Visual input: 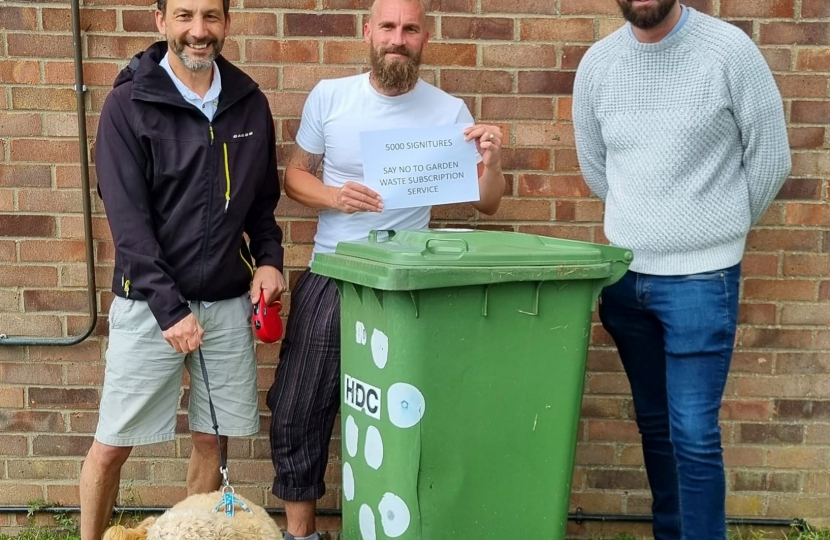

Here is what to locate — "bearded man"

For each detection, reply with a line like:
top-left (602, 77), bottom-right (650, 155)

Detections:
top-left (265, 0), bottom-right (505, 538)
top-left (79, 0), bottom-right (286, 538)
top-left (573, 1), bottom-right (791, 539)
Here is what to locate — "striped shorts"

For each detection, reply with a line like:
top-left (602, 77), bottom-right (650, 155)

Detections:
top-left (267, 269), bottom-right (341, 501)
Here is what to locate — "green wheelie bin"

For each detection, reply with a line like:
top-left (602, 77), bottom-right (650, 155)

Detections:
top-left (311, 228), bottom-right (633, 540)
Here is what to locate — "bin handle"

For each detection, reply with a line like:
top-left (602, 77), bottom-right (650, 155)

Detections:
top-left (368, 230), bottom-right (397, 243)
top-left (424, 238), bottom-right (469, 256)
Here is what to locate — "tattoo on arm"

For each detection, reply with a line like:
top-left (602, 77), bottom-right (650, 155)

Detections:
top-left (288, 146), bottom-right (323, 176)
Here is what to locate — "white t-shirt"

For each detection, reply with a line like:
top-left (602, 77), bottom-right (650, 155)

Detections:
top-left (295, 73), bottom-right (478, 258)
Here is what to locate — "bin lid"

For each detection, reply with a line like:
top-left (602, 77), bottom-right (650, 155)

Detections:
top-left (312, 229), bottom-right (633, 291)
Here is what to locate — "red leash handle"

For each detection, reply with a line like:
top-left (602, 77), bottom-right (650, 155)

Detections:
top-left (252, 291), bottom-right (283, 343)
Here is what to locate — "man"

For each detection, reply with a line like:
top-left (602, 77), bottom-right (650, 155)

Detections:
top-left (573, 1), bottom-right (791, 539)
top-left (266, 0), bottom-right (505, 537)
top-left (80, 0), bottom-right (285, 538)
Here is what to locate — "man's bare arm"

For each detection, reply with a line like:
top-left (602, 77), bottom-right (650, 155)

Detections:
top-left (284, 145), bottom-right (383, 213)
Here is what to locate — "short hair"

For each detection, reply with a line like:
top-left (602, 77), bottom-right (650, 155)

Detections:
top-left (158, 0), bottom-right (230, 16)
top-left (369, 0), bottom-right (430, 21)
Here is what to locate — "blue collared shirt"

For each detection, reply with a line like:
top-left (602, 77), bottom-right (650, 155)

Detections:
top-left (160, 52), bottom-right (222, 121)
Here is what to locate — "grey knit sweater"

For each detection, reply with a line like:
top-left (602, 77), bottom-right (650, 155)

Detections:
top-left (573, 7), bottom-right (791, 276)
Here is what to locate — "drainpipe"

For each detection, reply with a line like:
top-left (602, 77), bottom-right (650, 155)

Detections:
top-left (0, 0), bottom-right (97, 347)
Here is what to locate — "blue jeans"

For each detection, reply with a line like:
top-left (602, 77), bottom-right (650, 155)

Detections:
top-left (598, 264), bottom-right (741, 540)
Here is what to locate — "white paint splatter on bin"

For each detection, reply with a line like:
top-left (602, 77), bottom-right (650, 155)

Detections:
top-left (355, 321), bottom-right (367, 345)
top-left (345, 415), bottom-right (359, 458)
top-left (387, 383), bottom-right (426, 428)
top-left (379, 492), bottom-right (411, 537)
top-left (359, 504), bottom-right (376, 540)
top-left (371, 329), bottom-right (388, 369)
top-left (365, 425), bottom-right (384, 470)
top-left (343, 462), bottom-right (355, 501)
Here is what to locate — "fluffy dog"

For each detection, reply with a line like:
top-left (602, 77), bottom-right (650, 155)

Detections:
top-left (102, 491), bottom-right (284, 540)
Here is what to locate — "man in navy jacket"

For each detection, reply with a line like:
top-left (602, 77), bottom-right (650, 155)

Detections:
top-left (79, 0), bottom-right (284, 537)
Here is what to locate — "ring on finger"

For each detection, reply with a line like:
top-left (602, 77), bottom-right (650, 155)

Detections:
top-left (489, 133), bottom-right (495, 141)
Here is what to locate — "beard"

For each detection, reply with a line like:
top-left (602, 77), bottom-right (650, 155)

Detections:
top-left (616, 0), bottom-right (677, 29)
top-left (369, 43), bottom-right (422, 94)
top-left (168, 35), bottom-right (224, 71)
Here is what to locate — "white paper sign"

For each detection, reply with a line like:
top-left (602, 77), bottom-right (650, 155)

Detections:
top-left (359, 124), bottom-right (480, 210)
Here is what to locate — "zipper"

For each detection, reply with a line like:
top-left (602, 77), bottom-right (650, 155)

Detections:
top-left (223, 143), bottom-right (231, 213)
top-left (122, 275), bottom-right (131, 298)
top-left (198, 124), bottom-right (217, 297)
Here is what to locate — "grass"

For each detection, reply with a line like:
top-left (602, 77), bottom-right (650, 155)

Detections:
top-left (594, 526), bottom-right (830, 540)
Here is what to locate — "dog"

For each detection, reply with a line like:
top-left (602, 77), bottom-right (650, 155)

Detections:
top-left (102, 490), bottom-right (284, 540)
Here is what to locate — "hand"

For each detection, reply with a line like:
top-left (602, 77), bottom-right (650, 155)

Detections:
top-left (464, 124), bottom-right (503, 170)
top-left (162, 313), bottom-right (204, 354)
top-left (251, 265), bottom-right (286, 306)
top-left (331, 181), bottom-right (384, 214)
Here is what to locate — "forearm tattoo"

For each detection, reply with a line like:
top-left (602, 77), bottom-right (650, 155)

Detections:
top-left (289, 146), bottom-right (323, 176)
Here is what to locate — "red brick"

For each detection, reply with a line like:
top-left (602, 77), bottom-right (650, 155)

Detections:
top-left (784, 254), bottom-right (830, 276)
top-left (0, 411), bottom-right (63, 433)
top-left (422, 43), bottom-right (477, 67)
top-left (121, 9), bottom-right (158, 32)
top-left (741, 328), bottom-right (815, 349)
top-left (285, 13), bottom-right (356, 37)
top-left (791, 101), bottom-right (830, 124)
top-left (587, 469), bottom-right (648, 490)
top-left (739, 423), bottom-right (804, 444)
top-left (0, 240), bottom-right (17, 262)
top-left (32, 435), bottom-right (95, 456)
top-left (760, 23), bottom-right (830, 45)
top-left (11, 88), bottom-right (77, 112)
top-left (746, 229), bottom-right (820, 251)
top-left (774, 74), bottom-right (828, 97)
top-left (10, 139), bottom-right (81, 163)
top-left (0, 265), bottom-right (59, 288)
top-left (744, 279), bottom-right (816, 300)
top-left (0, 363), bottom-right (58, 385)
top-left (0, 113), bottom-right (40, 137)
top-left (791, 152), bottom-right (830, 176)
top-left (562, 46), bottom-right (590, 70)
top-left (738, 303), bottom-right (777, 325)
top-left (803, 0), bottom-right (830, 18)
top-left (87, 36), bottom-right (157, 59)
top-left (228, 11), bottom-right (279, 35)
top-left (483, 45), bottom-right (558, 68)
top-left (586, 420), bottom-right (641, 442)
top-left (775, 178), bottom-right (823, 200)
top-left (487, 198), bottom-right (551, 221)
top-left (0, 6), bottom-right (38, 30)
top-left (767, 447), bottom-right (830, 469)
top-left (24, 290), bottom-right (90, 313)
top-left (777, 353), bottom-right (830, 374)
top-left (788, 127), bottom-right (826, 148)
top-left (481, 97), bottom-right (553, 120)
top-left (482, 0), bottom-right (556, 14)
top-left (0, 60), bottom-right (40, 84)
top-left (247, 39), bottom-right (320, 63)
top-left (42, 8), bottom-right (117, 31)
top-left (518, 174), bottom-right (591, 197)
top-left (721, 0), bottom-right (795, 18)
top-left (7, 34), bottom-right (74, 58)
top-left (20, 240), bottom-right (88, 262)
top-left (797, 49), bottom-right (830, 71)
top-left (44, 61), bottom-right (121, 86)
top-left (501, 148), bottom-right (550, 171)
top-left (721, 400), bottom-right (772, 420)
top-left (246, 0), bottom-right (316, 6)
top-left (29, 387), bottom-right (99, 409)
top-left (515, 123), bottom-right (575, 146)
top-left (518, 71), bottom-right (576, 95)
top-left (0, 215), bottom-right (56, 237)
top-left (440, 69), bottom-right (513, 94)
top-left (520, 18), bottom-right (594, 42)
top-left (442, 17), bottom-right (514, 40)
top-left (0, 387), bottom-right (25, 408)
top-left (761, 48), bottom-right (793, 71)
top-left (0, 314), bottom-right (62, 337)
top-left (0, 485), bottom-right (44, 505)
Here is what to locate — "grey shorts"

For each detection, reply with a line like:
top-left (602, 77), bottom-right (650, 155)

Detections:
top-left (95, 294), bottom-right (259, 447)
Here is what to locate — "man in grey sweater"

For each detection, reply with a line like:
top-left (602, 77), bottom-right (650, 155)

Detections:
top-left (573, 1), bottom-right (791, 539)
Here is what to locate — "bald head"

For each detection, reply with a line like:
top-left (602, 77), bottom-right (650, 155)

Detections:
top-left (369, 0), bottom-right (428, 25)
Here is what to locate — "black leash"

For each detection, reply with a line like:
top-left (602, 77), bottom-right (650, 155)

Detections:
top-left (197, 348), bottom-right (252, 517)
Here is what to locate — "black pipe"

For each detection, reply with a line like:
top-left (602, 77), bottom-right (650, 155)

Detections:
top-left (0, 505), bottom-right (807, 530)
top-left (0, 0), bottom-right (97, 347)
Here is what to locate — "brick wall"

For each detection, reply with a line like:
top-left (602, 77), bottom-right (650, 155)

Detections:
top-left (0, 0), bottom-right (828, 537)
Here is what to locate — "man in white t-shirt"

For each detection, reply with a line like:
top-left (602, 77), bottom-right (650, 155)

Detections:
top-left (266, 0), bottom-right (505, 537)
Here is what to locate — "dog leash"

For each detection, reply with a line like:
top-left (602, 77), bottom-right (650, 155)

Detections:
top-left (197, 348), bottom-right (254, 518)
